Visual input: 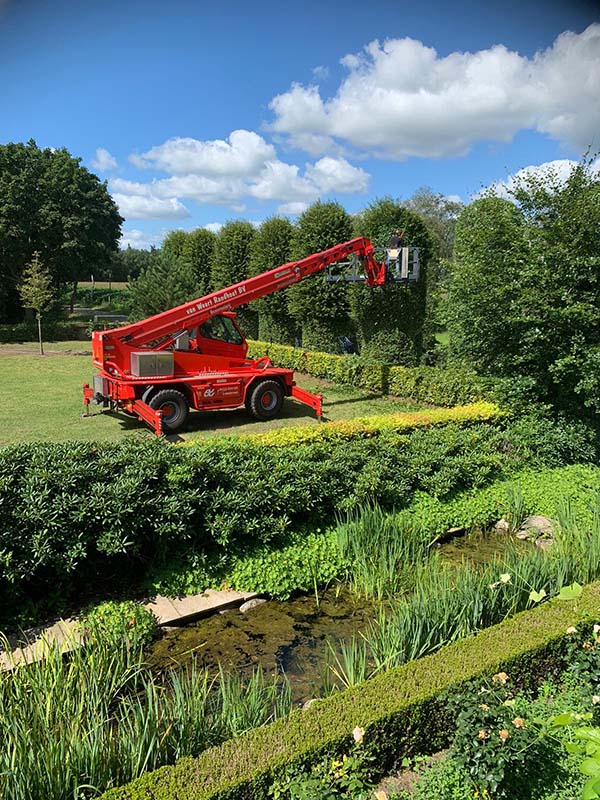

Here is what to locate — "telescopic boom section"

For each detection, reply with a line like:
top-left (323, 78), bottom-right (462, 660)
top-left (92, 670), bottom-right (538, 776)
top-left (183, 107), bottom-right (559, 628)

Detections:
top-left (107, 237), bottom-right (384, 350)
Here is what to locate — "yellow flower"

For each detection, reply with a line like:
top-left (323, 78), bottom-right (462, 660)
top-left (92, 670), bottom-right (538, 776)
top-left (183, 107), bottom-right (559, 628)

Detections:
top-left (500, 573), bottom-right (512, 584)
top-left (478, 729), bottom-right (489, 740)
top-left (353, 725), bottom-right (365, 743)
top-left (492, 672), bottom-right (509, 684)
top-left (593, 696), bottom-right (600, 705)
top-left (593, 624), bottom-right (600, 634)
top-left (479, 704), bottom-right (490, 711)
top-left (503, 699), bottom-right (516, 707)
top-left (499, 729), bottom-right (510, 742)
top-left (512, 717), bottom-right (525, 728)
top-left (374, 792), bottom-right (389, 800)
top-left (566, 626), bottom-right (577, 634)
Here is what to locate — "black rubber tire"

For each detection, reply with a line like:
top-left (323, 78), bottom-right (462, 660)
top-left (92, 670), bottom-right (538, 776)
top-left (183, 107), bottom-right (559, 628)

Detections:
top-left (248, 380), bottom-right (284, 421)
top-left (148, 389), bottom-right (189, 432)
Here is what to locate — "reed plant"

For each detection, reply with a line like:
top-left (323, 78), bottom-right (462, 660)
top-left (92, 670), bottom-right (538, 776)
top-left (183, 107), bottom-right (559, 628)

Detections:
top-left (327, 492), bottom-right (600, 687)
top-left (0, 634), bottom-right (291, 800)
top-left (337, 504), bottom-right (430, 600)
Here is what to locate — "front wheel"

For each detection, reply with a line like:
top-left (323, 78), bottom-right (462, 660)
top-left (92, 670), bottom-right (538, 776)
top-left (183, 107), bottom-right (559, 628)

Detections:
top-left (247, 380), bottom-right (284, 421)
top-left (148, 389), bottom-right (189, 432)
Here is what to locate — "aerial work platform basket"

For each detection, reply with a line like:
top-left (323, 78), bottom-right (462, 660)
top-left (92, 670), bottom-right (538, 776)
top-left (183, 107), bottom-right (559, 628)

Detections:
top-left (325, 246), bottom-right (420, 283)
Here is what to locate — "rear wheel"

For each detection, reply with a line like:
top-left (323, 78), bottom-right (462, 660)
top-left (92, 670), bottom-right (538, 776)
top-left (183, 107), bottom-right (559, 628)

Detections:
top-left (148, 389), bottom-right (189, 432)
top-left (248, 380), bottom-right (284, 421)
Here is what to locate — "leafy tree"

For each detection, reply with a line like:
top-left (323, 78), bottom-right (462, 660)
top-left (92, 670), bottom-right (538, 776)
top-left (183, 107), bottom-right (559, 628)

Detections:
top-left (161, 230), bottom-right (189, 262)
top-left (447, 196), bottom-right (527, 374)
top-left (211, 220), bottom-right (257, 338)
top-left (352, 197), bottom-right (433, 365)
top-left (0, 140), bottom-right (123, 321)
top-left (110, 246), bottom-right (157, 282)
top-left (179, 228), bottom-right (216, 297)
top-left (448, 159), bottom-right (600, 413)
top-left (249, 217), bottom-right (296, 344)
top-left (18, 252), bottom-right (56, 354)
top-left (288, 201), bottom-right (354, 352)
top-left (404, 187), bottom-right (463, 260)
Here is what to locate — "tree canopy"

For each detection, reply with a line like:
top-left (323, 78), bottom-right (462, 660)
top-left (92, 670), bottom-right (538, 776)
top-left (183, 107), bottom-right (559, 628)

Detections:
top-left (288, 201), bottom-right (354, 352)
top-left (0, 140), bottom-right (123, 322)
top-left (448, 160), bottom-right (600, 413)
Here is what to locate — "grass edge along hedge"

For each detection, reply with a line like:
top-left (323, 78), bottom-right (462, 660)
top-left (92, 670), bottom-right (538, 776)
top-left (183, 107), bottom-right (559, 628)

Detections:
top-left (101, 582), bottom-right (600, 800)
top-left (246, 339), bottom-right (488, 406)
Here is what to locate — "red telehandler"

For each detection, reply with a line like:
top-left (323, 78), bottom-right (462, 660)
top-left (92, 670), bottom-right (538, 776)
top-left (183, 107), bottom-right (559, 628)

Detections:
top-left (83, 237), bottom-right (419, 434)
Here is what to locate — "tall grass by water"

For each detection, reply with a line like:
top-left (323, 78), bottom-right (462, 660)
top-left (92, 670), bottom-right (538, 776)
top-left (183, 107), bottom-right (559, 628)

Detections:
top-left (0, 635), bottom-right (291, 800)
top-left (337, 504), bottom-right (430, 600)
top-left (327, 492), bottom-right (600, 686)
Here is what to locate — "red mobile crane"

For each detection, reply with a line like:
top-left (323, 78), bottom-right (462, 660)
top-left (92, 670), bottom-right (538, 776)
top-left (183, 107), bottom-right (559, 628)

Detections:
top-left (83, 237), bottom-right (419, 435)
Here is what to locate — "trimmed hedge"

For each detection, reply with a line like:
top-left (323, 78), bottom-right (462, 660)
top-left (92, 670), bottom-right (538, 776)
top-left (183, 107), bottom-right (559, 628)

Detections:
top-left (0, 412), bottom-right (594, 621)
top-left (0, 321), bottom-right (87, 343)
top-left (246, 339), bottom-right (488, 406)
top-left (184, 401), bottom-right (501, 447)
top-left (100, 582), bottom-right (600, 800)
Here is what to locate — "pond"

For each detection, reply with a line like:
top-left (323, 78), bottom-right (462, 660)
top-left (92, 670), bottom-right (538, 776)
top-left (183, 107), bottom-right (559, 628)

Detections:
top-left (147, 527), bottom-right (531, 704)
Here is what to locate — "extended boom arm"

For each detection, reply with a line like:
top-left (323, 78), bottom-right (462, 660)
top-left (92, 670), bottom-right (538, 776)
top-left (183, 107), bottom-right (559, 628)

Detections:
top-left (105, 237), bottom-right (385, 350)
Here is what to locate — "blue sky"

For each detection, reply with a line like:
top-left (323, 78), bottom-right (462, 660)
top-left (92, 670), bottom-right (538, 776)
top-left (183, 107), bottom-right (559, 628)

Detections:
top-left (1, 0), bottom-right (599, 248)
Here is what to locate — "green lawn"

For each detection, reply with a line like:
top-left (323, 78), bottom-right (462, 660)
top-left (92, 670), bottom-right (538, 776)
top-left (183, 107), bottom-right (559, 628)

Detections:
top-left (0, 342), bottom-right (425, 445)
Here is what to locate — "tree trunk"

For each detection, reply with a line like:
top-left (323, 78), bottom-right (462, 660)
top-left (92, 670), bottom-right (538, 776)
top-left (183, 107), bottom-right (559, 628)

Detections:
top-left (38, 315), bottom-right (44, 356)
top-left (70, 281), bottom-right (78, 313)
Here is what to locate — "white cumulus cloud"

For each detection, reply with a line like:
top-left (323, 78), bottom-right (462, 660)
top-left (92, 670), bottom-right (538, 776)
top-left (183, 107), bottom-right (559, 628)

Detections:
top-left (482, 158), bottom-right (600, 199)
top-left (204, 222), bottom-right (223, 233)
top-left (269, 25), bottom-right (600, 159)
top-left (113, 193), bottom-right (191, 220)
top-left (278, 201), bottom-right (309, 215)
top-left (91, 147), bottom-right (118, 172)
top-left (120, 229), bottom-right (164, 250)
top-left (129, 129), bottom-right (276, 177)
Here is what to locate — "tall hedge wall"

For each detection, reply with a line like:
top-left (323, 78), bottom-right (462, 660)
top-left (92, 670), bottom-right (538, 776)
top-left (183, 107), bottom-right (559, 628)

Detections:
top-left (100, 583), bottom-right (600, 800)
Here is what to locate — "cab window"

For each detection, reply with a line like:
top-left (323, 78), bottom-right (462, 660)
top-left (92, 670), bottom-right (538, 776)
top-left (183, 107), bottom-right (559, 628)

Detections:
top-left (199, 315), bottom-right (243, 345)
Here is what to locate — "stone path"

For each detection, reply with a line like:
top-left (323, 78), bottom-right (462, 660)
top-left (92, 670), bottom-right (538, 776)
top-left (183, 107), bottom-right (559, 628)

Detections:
top-left (0, 589), bottom-right (259, 671)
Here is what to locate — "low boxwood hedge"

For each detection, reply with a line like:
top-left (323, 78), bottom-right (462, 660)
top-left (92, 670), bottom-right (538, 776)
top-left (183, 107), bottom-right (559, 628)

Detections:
top-left (246, 339), bottom-right (488, 406)
top-left (0, 321), bottom-right (86, 343)
top-left (186, 401), bottom-right (501, 447)
top-left (100, 583), bottom-right (600, 800)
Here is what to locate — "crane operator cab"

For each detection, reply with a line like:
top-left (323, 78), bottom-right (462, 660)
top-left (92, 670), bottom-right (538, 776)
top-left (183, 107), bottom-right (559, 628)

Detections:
top-left (187, 312), bottom-right (248, 358)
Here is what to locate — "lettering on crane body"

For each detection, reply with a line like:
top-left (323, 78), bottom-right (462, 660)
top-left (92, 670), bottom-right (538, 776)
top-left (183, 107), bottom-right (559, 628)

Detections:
top-left (186, 285), bottom-right (247, 316)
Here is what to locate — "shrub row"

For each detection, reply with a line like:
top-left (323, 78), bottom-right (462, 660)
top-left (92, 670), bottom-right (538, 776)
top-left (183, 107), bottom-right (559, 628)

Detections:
top-left (246, 339), bottom-right (488, 406)
top-left (0, 320), bottom-right (87, 343)
top-left (185, 401), bottom-right (501, 447)
top-left (100, 582), bottom-right (600, 800)
top-left (0, 412), bottom-right (594, 623)
top-left (149, 463), bottom-right (600, 600)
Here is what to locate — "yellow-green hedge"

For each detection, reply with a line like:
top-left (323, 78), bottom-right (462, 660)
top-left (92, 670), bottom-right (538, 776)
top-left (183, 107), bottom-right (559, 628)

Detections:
top-left (234, 401), bottom-right (501, 447)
